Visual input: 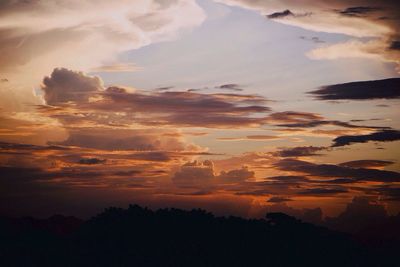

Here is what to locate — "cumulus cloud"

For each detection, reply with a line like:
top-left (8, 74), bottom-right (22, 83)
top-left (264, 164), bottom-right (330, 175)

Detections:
top-left (0, 0), bottom-right (206, 105)
top-left (173, 160), bottom-right (215, 187)
top-left (172, 160), bottom-right (254, 187)
top-left (42, 68), bottom-right (103, 105)
top-left (325, 196), bottom-right (388, 232)
top-left (309, 77), bottom-right (400, 100)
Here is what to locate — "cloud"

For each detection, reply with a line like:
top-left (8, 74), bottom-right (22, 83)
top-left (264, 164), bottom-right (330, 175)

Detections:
top-left (172, 160), bottom-right (254, 187)
top-left (309, 78), bottom-right (400, 100)
top-left (266, 111), bottom-right (389, 130)
top-left (0, 0), bottom-right (206, 110)
top-left (215, 83), bottom-right (243, 91)
top-left (78, 158), bottom-right (106, 165)
top-left (390, 40), bottom-right (400, 50)
top-left (339, 160), bottom-right (394, 169)
top-left (274, 158), bottom-right (400, 182)
top-left (297, 187), bottom-right (348, 196)
top-left (38, 68), bottom-right (272, 129)
top-left (267, 196), bottom-right (293, 203)
top-left (299, 36), bottom-right (325, 44)
top-left (218, 166), bottom-right (254, 183)
top-left (42, 68), bottom-right (103, 106)
top-left (332, 130), bottom-right (400, 147)
top-left (173, 160), bottom-right (215, 187)
top-left (266, 9), bottom-right (293, 19)
top-left (273, 146), bottom-right (327, 157)
top-left (369, 186), bottom-right (400, 201)
top-left (99, 88), bottom-right (269, 114)
top-left (215, 0), bottom-right (400, 70)
top-left (217, 135), bottom-right (279, 141)
top-left (325, 196), bottom-right (388, 232)
top-left (51, 128), bottom-right (200, 152)
top-left (335, 6), bottom-right (382, 17)
top-left (90, 63), bottom-right (140, 73)
top-left (267, 111), bottom-right (324, 124)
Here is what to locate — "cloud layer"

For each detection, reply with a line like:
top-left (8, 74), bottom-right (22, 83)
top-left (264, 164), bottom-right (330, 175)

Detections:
top-left (309, 78), bottom-right (400, 100)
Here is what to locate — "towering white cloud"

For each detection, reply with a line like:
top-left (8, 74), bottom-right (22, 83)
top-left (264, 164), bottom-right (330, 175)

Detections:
top-left (0, 0), bottom-right (206, 107)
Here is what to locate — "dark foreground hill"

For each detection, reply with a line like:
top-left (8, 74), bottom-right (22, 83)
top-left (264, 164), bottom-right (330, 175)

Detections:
top-left (0, 205), bottom-right (397, 266)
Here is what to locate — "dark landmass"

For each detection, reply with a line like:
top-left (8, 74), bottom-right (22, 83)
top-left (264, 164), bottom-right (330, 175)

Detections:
top-left (0, 205), bottom-right (398, 266)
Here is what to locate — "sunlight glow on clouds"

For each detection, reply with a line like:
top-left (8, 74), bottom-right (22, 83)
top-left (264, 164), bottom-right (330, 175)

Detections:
top-left (0, 0), bottom-right (399, 218)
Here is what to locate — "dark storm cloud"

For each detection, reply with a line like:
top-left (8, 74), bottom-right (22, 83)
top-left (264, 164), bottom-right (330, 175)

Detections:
top-left (274, 158), bottom-right (400, 182)
top-left (309, 78), bottom-right (400, 100)
top-left (332, 130), bottom-right (400, 147)
top-left (267, 9), bottom-right (293, 19)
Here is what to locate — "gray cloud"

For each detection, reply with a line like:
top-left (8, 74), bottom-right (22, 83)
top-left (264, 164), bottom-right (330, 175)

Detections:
top-left (215, 83), bottom-right (243, 91)
top-left (339, 160), bottom-right (394, 168)
top-left (274, 158), bottom-right (400, 182)
top-left (335, 6), bottom-right (382, 17)
top-left (78, 158), bottom-right (106, 165)
top-left (172, 160), bottom-right (254, 187)
top-left (267, 9), bottom-right (293, 19)
top-left (332, 130), bottom-right (400, 147)
top-left (42, 68), bottom-right (103, 106)
top-left (267, 196), bottom-right (293, 203)
top-left (273, 146), bottom-right (327, 157)
top-left (309, 78), bottom-right (400, 100)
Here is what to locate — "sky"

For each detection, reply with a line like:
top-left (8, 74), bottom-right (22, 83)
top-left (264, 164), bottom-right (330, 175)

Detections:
top-left (0, 0), bottom-right (400, 219)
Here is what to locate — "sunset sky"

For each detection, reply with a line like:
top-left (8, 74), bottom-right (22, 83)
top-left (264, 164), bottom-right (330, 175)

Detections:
top-left (1, 0), bottom-right (399, 219)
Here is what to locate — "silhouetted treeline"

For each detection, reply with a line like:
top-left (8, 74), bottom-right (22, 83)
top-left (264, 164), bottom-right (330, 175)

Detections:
top-left (0, 205), bottom-right (398, 266)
